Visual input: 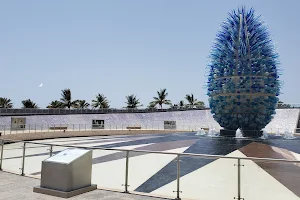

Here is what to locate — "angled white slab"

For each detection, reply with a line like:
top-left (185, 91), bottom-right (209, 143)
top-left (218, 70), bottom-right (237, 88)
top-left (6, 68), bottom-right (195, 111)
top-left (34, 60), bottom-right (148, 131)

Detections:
top-left (151, 150), bottom-right (299, 200)
top-left (129, 147), bottom-right (190, 190)
top-left (290, 151), bottom-right (300, 161)
top-left (91, 145), bottom-right (187, 191)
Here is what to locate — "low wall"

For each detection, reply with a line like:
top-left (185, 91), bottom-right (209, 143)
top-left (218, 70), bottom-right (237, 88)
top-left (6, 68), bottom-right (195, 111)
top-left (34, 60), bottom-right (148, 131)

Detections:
top-left (0, 130), bottom-right (188, 142)
top-left (0, 109), bottom-right (299, 136)
top-left (0, 110), bottom-right (221, 131)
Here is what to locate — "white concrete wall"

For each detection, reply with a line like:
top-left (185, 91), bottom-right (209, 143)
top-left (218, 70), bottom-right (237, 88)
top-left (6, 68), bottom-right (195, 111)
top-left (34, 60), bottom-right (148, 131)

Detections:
top-left (0, 109), bottom-right (298, 132)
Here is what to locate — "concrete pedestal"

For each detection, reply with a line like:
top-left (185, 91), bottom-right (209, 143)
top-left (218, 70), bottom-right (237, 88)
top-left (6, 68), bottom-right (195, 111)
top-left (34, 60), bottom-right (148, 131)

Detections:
top-left (33, 184), bottom-right (97, 198)
top-left (243, 130), bottom-right (263, 137)
top-left (220, 129), bottom-right (263, 137)
top-left (220, 129), bottom-right (236, 137)
top-left (34, 148), bottom-right (96, 198)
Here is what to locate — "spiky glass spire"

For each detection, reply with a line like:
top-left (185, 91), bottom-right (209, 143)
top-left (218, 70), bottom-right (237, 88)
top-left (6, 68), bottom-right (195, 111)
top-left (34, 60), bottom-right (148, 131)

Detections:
top-left (207, 7), bottom-right (280, 131)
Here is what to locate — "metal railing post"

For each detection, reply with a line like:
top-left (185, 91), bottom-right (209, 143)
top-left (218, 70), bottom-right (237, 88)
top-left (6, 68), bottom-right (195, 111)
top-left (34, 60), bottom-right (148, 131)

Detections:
top-left (49, 145), bottom-right (53, 157)
top-left (0, 140), bottom-right (4, 170)
top-left (21, 142), bottom-right (26, 176)
top-left (174, 154), bottom-right (181, 199)
top-left (123, 150), bottom-right (130, 193)
top-left (238, 159), bottom-right (241, 200)
top-left (234, 158), bottom-right (244, 200)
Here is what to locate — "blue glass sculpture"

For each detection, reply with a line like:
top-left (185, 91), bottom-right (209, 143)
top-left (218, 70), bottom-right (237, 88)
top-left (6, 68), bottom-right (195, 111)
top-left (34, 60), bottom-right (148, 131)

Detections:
top-left (207, 7), bottom-right (280, 133)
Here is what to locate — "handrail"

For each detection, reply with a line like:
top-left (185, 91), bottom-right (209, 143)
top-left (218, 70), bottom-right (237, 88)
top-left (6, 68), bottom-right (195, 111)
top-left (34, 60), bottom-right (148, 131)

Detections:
top-left (1, 138), bottom-right (300, 200)
top-left (0, 105), bottom-right (299, 116)
top-left (0, 107), bottom-right (209, 116)
top-left (1, 138), bottom-right (300, 164)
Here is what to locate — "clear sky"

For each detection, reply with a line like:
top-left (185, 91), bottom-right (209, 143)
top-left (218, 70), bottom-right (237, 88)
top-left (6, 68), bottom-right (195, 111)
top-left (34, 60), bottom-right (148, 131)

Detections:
top-left (1, 0), bottom-right (299, 108)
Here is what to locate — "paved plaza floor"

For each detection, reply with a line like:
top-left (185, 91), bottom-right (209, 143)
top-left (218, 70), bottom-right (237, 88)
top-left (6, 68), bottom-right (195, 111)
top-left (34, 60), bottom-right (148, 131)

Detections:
top-left (0, 171), bottom-right (167, 200)
top-left (1, 132), bottom-right (300, 200)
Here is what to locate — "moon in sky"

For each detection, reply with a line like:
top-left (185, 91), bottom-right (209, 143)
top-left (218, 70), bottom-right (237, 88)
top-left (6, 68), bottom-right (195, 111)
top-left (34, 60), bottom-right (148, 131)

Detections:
top-left (38, 83), bottom-right (43, 87)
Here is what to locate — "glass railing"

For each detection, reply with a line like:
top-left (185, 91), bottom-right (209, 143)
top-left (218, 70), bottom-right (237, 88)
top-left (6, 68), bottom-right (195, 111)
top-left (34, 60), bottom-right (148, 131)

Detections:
top-left (1, 124), bottom-right (299, 137)
top-left (1, 139), bottom-right (299, 200)
top-left (0, 124), bottom-right (209, 136)
top-left (0, 104), bottom-right (299, 116)
top-left (0, 106), bottom-right (209, 116)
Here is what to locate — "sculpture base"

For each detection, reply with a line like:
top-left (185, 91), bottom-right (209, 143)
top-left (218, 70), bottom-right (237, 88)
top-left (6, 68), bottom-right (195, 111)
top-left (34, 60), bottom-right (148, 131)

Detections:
top-left (220, 130), bottom-right (236, 137)
top-left (243, 130), bottom-right (263, 138)
top-left (220, 129), bottom-right (263, 138)
top-left (33, 184), bottom-right (97, 198)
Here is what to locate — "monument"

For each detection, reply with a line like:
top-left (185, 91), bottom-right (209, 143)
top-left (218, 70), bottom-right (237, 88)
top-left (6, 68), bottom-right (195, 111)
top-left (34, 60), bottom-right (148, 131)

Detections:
top-left (207, 7), bottom-right (280, 137)
top-left (34, 148), bottom-right (97, 198)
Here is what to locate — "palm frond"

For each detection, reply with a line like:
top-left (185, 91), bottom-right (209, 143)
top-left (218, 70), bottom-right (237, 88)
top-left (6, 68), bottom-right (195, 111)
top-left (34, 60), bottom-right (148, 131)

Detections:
top-left (75, 100), bottom-right (90, 108)
top-left (92, 94), bottom-right (109, 108)
top-left (125, 94), bottom-right (142, 109)
top-left (0, 97), bottom-right (13, 108)
top-left (60, 88), bottom-right (73, 109)
top-left (179, 100), bottom-right (185, 107)
top-left (150, 88), bottom-right (171, 109)
top-left (47, 100), bottom-right (63, 108)
top-left (22, 99), bottom-right (38, 108)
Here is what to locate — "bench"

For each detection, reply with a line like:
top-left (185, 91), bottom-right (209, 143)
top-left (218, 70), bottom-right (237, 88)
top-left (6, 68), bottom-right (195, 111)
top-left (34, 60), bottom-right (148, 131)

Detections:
top-left (49, 126), bottom-right (68, 130)
top-left (126, 126), bottom-right (141, 130)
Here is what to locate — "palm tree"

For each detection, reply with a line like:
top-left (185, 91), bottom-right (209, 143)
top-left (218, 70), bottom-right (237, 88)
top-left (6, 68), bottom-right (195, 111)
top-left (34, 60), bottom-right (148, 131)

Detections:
top-left (277, 100), bottom-right (291, 108)
top-left (171, 104), bottom-right (178, 108)
top-left (185, 93), bottom-right (205, 108)
top-left (22, 99), bottom-right (38, 108)
top-left (125, 94), bottom-right (143, 109)
top-left (150, 88), bottom-right (172, 109)
top-left (60, 89), bottom-right (78, 109)
top-left (47, 100), bottom-right (63, 108)
top-left (0, 97), bottom-right (13, 108)
top-left (148, 101), bottom-right (156, 108)
top-left (92, 94), bottom-right (109, 108)
top-left (76, 100), bottom-right (90, 109)
top-left (179, 100), bottom-right (185, 107)
top-left (171, 100), bottom-right (185, 108)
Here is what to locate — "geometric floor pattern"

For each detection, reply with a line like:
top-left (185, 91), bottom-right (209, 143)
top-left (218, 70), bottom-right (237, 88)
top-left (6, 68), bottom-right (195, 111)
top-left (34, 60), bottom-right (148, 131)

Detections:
top-left (1, 132), bottom-right (300, 200)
